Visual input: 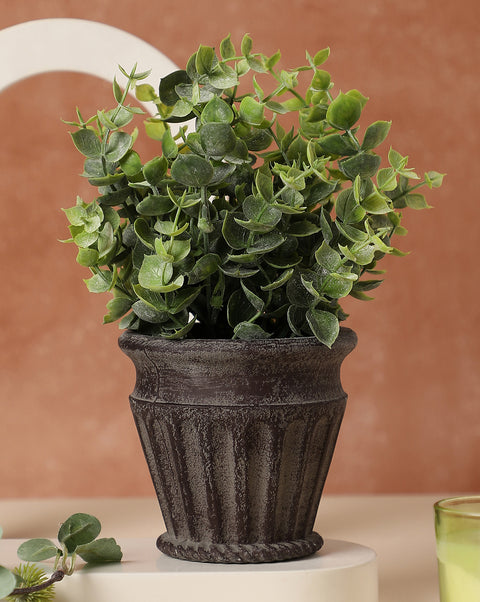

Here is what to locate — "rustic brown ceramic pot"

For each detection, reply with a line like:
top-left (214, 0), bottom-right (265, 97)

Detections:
top-left (119, 328), bottom-right (357, 563)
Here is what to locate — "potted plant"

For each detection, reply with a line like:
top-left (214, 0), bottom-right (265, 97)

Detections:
top-left (63, 34), bottom-right (443, 563)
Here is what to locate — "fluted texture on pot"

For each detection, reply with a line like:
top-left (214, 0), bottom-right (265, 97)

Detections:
top-left (119, 328), bottom-right (357, 563)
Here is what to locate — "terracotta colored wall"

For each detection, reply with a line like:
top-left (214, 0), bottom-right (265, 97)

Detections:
top-left (1, 0), bottom-right (478, 498)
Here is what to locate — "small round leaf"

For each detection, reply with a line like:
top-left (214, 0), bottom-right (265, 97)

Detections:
top-left (201, 96), bottom-right (234, 124)
top-left (171, 154), bottom-right (213, 187)
top-left (326, 92), bottom-right (362, 131)
top-left (17, 538), bottom-right (59, 562)
top-left (306, 309), bottom-right (339, 348)
top-left (58, 513), bottom-right (102, 553)
top-left (76, 538), bottom-right (123, 564)
top-left (0, 566), bottom-right (16, 599)
top-left (159, 70), bottom-right (191, 106)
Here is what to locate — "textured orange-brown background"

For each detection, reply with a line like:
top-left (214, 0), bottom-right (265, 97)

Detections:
top-left (1, 1), bottom-right (478, 498)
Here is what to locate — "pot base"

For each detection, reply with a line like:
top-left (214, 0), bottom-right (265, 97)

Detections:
top-left (157, 532), bottom-right (324, 564)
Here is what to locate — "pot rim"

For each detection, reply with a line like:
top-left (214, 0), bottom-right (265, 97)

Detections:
top-left (119, 326), bottom-right (357, 350)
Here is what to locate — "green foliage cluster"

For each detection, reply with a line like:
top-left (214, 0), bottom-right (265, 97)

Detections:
top-left (63, 34), bottom-right (443, 346)
top-left (0, 514), bottom-right (122, 600)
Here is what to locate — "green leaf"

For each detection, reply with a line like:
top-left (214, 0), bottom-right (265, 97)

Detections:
top-left (97, 187), bottom-right (130, 206)
top-left (336, 221), bottom-right (369, 243)
top-left (105, 131), bottom-right (132, 162)
top-left (315, 241), bottom-right (342, 272)
top-left (346, 89), bottom-right (369, 108)
top-left (260, 268), bottom-right (294, 291)
top-left (63, 204), bottom-right (86, 227)
top-left (318, 133), bottom-right (357, 156)
top-left (265, 49), bottom-right (282, 70)
top-left (143, 156), bottom-right (168, 186)
top-left (0, 566), bottom-right (16, 599)
top-left (112, 106), bottom-right (135, 128)
top-left (58, 513), bottom-right (102, 554)
top-left (86, 172), bottom-right (125, 187)
top-left (247, 55), bottom-right (267, 73)
top-left (77, 247), bottom-right (99, 267)
top-left (406, 193), bottom-right (430, 209)
top-left (207, 63), bottom-right (239, 88)
top-left (84, 271), bottom-right (114, 293)
top-left (103, 296), bottom-right (133, 323)
top-left (71, 129), bottom-right (102, 158)
top-left (159, 70), bottom-right (191, 106)
top-left (288, 220), bottom-right (321, 237)
top-left (242, 129), bottom-right (273, 151)
top-left (97, 109), bottom-right (117, 131)
top-left (145, 118), bottom-right (167, 140)
top-left (243, 195), bottom-right (282, 227)
top-left (326, 92), bottom-right (362, 130)
top-left (76, 538), bottom-right (123, 564)
top-left (388, 148), bottom-right (408, 170)
top-left (155, 220), bottom-right (188, 237)
top-left (340, 153), bottom-right (382, 179)
top-left (196, 45), bottom-right (216, 74)
top-left (220, 34), bottom-right (236, 60)
top-left (362, 121), bottom-right (391, 151)
top-left (335, 188), bottom-right (366, 224)
top-left (306, 309), bottom-right (339, 348)
top-left (134, 218), bottom-right (156, 249)
top-left (241, 280), bottom-right (264, 312)
top-left (200, 123), bottom-right (237, 157)
top-left (221, 265), bottom-right (259, 278)
top-left (311, 69), bottom-right (331, 91)
top-left (246, 231), bottom-right (285, 254)
top-left (239, 96), bottom-right (265, 126)
top-left (132, 300), bottom-right (169, 323)
top-left (321, 270), bottom-right (356, 298)
top-left (201, 95), bottom-right (234, 124)
top-left (188, 253), bottom-right (221, 285)
top-left (165, 238), bottom-right (190, 264)
top-left (222, 212), bottom-right (249, 249)
top-left (377, 167), bottom-right (397, 191)
top-left (312, 47), bottom-right (330, 66)
top-left (162, 129), bottom-right (178, 159)
top-left (227, 289), bottom-right (257, 326)
top-left (133, 286), bottom-right (168, 311)
top-left (286, 270), bottom-right (316, 307)
top-left (161, 315), bottom-right (197, 339)
top-left (135, 83), bottom-right (157, 101)
top-left (171, 154), bottom-right (213, 187)
top-left (119, 150), bottom-right (142, 177)
top-left (425, 171), bottom-right (445, 189)
top-left (241, 34), bottom-right (253, 56)
top-left (138, 255), bottom-right (175, 291)
top-left (17, 538), bottom-right (59, 562)
top-left (168, 287), bottom-right (202, 314)
top-left (137, 195), bottom-right (174, 216)
top-left (234, 322), bottom-right (271, 340)
top-left (362, 190), bottom-right (391, 214)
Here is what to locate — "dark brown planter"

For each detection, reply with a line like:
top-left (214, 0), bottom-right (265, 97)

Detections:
top-left (118, 328), bottom-right (357, 563)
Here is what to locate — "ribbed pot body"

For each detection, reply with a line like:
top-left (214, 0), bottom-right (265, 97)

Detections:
top-left (119, 328), bottom-right (357, 563)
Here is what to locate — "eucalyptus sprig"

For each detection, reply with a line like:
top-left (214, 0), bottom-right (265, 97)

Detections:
top-left (63, 34), bottom-right (444, 346)
top-left (0, 514), bottom-right (122, 600)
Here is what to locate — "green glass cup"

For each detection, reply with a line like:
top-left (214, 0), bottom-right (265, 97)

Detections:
top-left (434, 496), bottom-right (480, 602)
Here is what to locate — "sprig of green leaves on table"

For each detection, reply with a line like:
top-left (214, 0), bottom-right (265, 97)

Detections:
top-left (0, 513), bottom-right (122, 600)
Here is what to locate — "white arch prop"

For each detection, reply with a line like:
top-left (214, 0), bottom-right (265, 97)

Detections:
top-left (0, 18), bottom-right (178, 115)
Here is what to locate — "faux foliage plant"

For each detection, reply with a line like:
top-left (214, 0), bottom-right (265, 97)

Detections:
top-left (0, 513), bottom-right (122, 600)
top-left (63, 34), bottom-right (443, 347)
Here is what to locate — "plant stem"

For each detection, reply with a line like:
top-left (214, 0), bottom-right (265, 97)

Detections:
top-left (389, 179), bottom-right (426, 202)
top-left (200, 186), bottom-right (212, 325)
top-left (268, 127), bottom-right (291, 165)
top-left (10, 570), bottom-right (65, 596)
